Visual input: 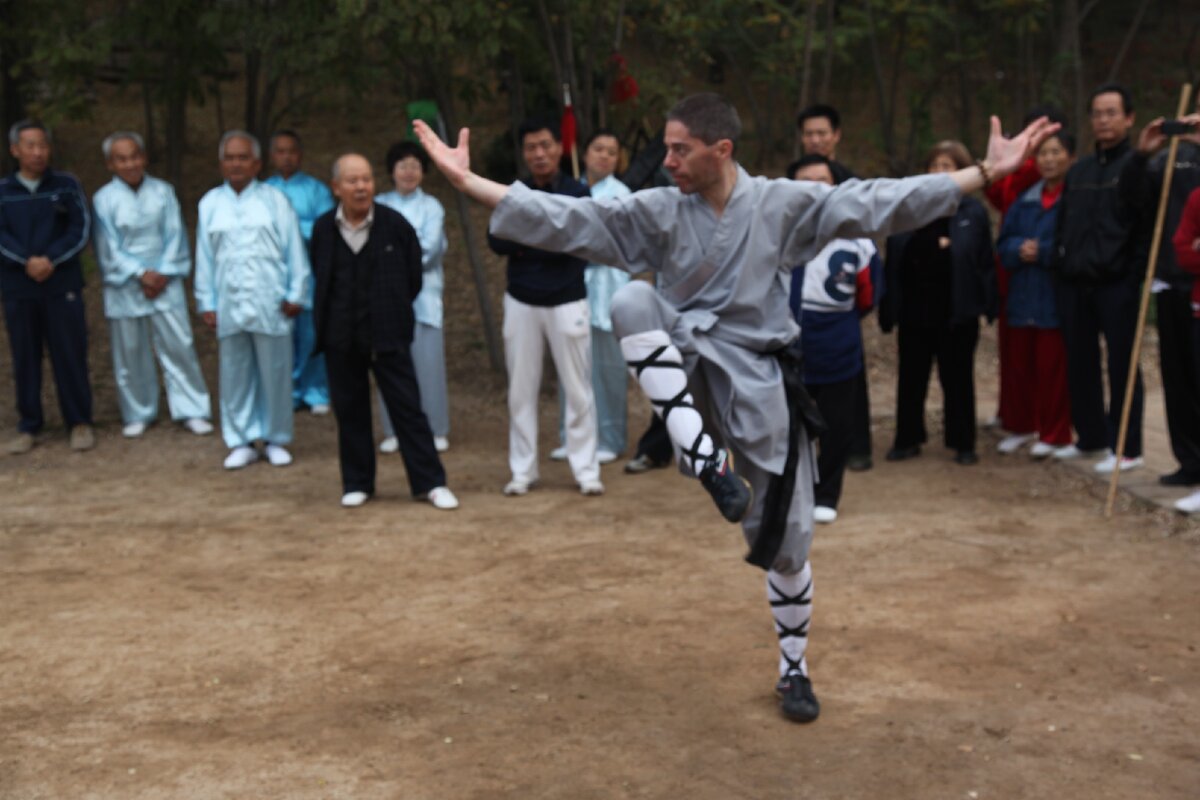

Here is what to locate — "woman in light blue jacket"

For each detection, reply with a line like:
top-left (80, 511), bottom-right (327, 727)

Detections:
top-left (376, 142), bottom-right (451, 453)
top-left (549, 130), bottom-right (632, 464)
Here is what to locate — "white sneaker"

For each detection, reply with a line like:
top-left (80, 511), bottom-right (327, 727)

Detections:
top-left (596, 449), bottom-right (618, 465)
top-left (264, 444), bottom-right (293, 467)
top-left (1093, 453), bottom-right (1144, 474)
top-left (1029, 441), bottom-right (1056, 459)
top-left (434, 436), bottom-right (449, 453)
top-left (184, 418), bottom-right (214, 436)
top-left (997, 432), bottom-right (1036, 454)
top-left (122, 421), bottom-right (148, 439)
top-left (425, 486), bottom-right (460, 510)
top-left (1052, 444), bottom-right (1107, 461)
top-left (1174, 489), bottom-right (1200, 514)
top-left (341, 491), bottom-right (369, 508)
top-left (379, 437), bottom-right (399, 453)
top-left (223, 445), bottom-right (259, 470)
top-left (983, 415), bottom-right (1002, 430)
top-left (310, 403), bottom-right (331, 416)
top-left (503, 479), bottom-right (532, 496)
top-left (579, 479), bottom-right (605, 496)
top-left (813, 505), bottom-right (838, 524)
top-left (549, 446), bottom-right (568, 461)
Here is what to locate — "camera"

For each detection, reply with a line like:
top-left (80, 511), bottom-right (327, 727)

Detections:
top-left (1161, 120), bottom-right (1198, 136)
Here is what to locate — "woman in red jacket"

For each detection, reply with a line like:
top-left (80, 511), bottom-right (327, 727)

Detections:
top-left (1172, 185), bottom-right (1200, 513)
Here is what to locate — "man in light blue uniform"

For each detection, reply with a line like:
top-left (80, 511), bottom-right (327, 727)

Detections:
top-left (92, 131), bottom-right (213, 439)
top-left (265, 129), bottom-right (335, 415)
top-left (195, 130), bottom-right (311, 470)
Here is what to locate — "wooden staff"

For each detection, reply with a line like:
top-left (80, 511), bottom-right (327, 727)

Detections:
top-left (1105, 82), bottom-right (1194, 517)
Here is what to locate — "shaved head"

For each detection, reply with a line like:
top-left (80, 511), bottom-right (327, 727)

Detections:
top-left (332, 153), bottom-right (371, 180)
top-left (331, 152), bottom-right (374, 220)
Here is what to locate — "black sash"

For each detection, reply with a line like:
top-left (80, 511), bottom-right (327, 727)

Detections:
top-left (745, 345), bottom-right (826, 569)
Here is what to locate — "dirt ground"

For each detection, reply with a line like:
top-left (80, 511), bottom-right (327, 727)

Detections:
top-left (3, 304), bottom-right (1200, 799)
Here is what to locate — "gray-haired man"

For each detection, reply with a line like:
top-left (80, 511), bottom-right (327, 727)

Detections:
top-left (92, 131), bottom-right (212, 439)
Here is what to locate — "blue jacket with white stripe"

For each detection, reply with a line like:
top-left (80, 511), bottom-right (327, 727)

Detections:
top-left (0, 170), bottom-right (91, 299)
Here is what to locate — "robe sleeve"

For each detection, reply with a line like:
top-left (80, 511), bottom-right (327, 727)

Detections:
top-left (489, 182), bottom-right (668, 273)
top-left (777, 174), bottom-right (961, 269)
top-left (418, 197), bottom-right (447, 272)
top-left (194, 200), bottom-right (217, 314)
top-left (92, 194), bottom-right (147, 287)
top-left (157, 184), bottom-right (192, 278)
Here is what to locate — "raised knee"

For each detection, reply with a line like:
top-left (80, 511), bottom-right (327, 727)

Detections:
top-left (611, 281), bottom-right (659, 338)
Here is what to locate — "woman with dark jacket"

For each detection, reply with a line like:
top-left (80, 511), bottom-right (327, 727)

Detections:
top-left (995, 132), bottom-right (1076, 458)
top-left (880, 141), bottom-right (996, 465)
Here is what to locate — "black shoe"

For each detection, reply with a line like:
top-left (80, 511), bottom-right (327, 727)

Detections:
top-left (1159, 468), bottom-right (1200, 487)
top-left (846, 454), bottom-right (873, 472)
top-left (885, 445), bottom-right (920, 462)
top-left (624, 453), bottom-right (670, 474)
top-left (776, 673), bottom-right (820, 723)
top-left (954, 450), bottom-right (979, 466)
top-left (698, 448), bottom-right (753, 523)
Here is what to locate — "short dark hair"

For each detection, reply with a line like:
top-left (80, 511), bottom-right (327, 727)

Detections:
top-left (1042, 130), bottom-right (1077, 156)
top-left (385, 141), bottom-right (429, 174)
top-left (1089, 83), bottom-right (1134, 116)
top-left (269, 129), bottom-right (302, 150)
top-left (666, 93), bottom-right (741, 146)
top-left (8, 119), bottom-right (50, 146)
top-left (518, 115), bottom-right (560, 144)
top-left (786, 153), bottom-right (834, 181)
top-left (584, 128), bottom-right (620, 151)
top-left (1021, 104), bottom-right (1067, 129)
top-left (796, 104), bottom-right (841, 132)
top-left (925, 140), bottom-right (973, 171)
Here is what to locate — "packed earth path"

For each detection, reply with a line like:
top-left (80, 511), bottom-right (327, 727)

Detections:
top-left (3, 354), bottom-right (1199, 799)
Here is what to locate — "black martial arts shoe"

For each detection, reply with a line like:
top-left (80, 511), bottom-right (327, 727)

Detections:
top-left (885, 445), bottom-right (920, 462)
top-left (699, 448), bottom-right (752, 523)
top-left (1159, 468), bottom-right (1200, 487)
top-left (776, 673), bottom-right (820, 723)
top-left (954, 450), bottom-right (979, 466)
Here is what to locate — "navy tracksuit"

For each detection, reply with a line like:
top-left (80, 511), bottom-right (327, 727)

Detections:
top-left (0, 170), bottom-right (94, 433)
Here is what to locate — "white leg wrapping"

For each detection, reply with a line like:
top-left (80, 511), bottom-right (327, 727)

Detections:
top-left (619, 329), bottom-right (715, 474)
top-left (768, 561), bottom-right (813, 677)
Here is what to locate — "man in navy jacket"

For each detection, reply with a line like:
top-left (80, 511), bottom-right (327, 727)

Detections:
top-left (0, 121), bottom-right (94, 454)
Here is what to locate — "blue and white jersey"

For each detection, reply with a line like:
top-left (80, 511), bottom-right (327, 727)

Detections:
top-left (790, 237), bottom-right (876, 385)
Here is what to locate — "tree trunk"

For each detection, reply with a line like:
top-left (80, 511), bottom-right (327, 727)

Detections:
top-left (1106, 0), bottom-right (1150, 83)
top-left (244, 48), bottom-right (261, 137)
top-left (795, 0), bottom-right (819, 158)
top-left (433, 76), bottom-right (504, 374)
top-left (819, 0), bottom-right (835, 101)
top-left (141, 81), bottom-right (158, 165)
top-left (165, 89), bottom-right (187, 201)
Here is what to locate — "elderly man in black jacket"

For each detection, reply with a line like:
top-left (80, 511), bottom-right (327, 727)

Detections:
top-left (311, 153), bottom-right (458, 510)
top-left (1053, 83), bottom-right (1146, 473)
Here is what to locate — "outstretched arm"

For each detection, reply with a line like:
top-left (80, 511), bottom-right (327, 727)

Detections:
top-left (413, 121), bottom-right (509, 208)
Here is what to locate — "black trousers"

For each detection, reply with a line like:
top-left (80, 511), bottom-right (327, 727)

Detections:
top-left (1057, 278), bottom-right (1143, 457)
top-left (893, 320), bottom-right (979, 453)
top-left (634, 413), bottom-right (674, 463)
top-left (808, 375), bottom-right (856, 509)
top-left (3, 293), bottom-right (93, 433)
top-left (326, 344), bottom-right (445, 496)
top-left (849, 361), bottom-right (872, 459)
top-left (1156, 288), bottom-right (1200, 473)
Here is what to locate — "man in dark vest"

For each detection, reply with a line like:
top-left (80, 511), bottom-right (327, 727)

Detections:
top-left (310, 153), bottom-right (458, 510)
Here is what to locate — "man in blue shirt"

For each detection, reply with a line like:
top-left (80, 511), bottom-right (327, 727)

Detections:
top-left (265, 130), bottom-right (335, 415)
top-left (0, 120), bottom-right (94, 454)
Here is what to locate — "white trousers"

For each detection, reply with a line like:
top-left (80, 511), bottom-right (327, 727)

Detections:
top-left (109, 307), bottom-right (211, 424)
top-left (503, 294), bottom-right (598, 484)
top-left (218, 331), bottom-right (294, 449)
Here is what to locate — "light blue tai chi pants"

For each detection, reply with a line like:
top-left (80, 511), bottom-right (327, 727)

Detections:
top-left (557, 325), bottom-right (627, 455)
top-left (378, 322), bottom-right (450, 439)
top-left (218, 330), bottom-right (294, 448)
top-left (109, 308), bottom-right (211, 425)
top-left (292, 308), bottom-right (329, 408)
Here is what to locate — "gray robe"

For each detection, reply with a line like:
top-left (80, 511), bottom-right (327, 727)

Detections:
top-left (490, 165), bottom-right (961, 474)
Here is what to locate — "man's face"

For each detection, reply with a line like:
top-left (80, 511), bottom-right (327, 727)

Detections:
top-left (793, 163), bottom-right (835, 185)
top-left (221, 136), bottom-right (260, 191)
top-left (801, 117), bottom-right (840, 159)
top-left (662, 120), bottom-right (729, 195)
top-left (521, 129), bottom-right (562, 183)
top-left (333, 155), bottom-right (375, 217)
top-left (1089, 92), bottom-right (1134, 147)
top-left (10, 128), bottom-right (50, 178)
top-left (106, 137), bottom-right (146, 187)
top-left (392, 156), bottom-right (424, 195)
top-left (269, 135), bottom-right (302, 178)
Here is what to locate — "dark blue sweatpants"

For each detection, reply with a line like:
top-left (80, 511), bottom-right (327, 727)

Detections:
top-left (3, 291), bottom-right (93, 433)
